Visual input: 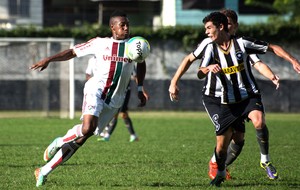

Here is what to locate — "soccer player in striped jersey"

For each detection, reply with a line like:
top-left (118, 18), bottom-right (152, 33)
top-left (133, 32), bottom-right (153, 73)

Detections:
top-left (169, 12), bottom-right (299, 187)
top-left (30, 10), bottom-right (148, 187)
top-left (202, 9), bottom-right (282, 181)
top-left (173, 9), bottom-right (280, 181)
top-left (85, 56), bottom-right (149, 142)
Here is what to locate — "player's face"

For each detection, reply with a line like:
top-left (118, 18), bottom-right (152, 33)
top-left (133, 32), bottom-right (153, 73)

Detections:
top-left (204, 21), bottom-right (220, 42)
top-left (111, 16), bottom-right (130, 40)
top-left (227, 17), bottom-right (238, 36)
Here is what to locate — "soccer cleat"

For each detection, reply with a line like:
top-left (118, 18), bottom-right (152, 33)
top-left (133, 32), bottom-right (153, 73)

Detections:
top-left (208, 160), bottom-right (231, 180)
top-left (99, 127), bottom-right (109, 137)
top-left (34, 168), bottom-right (47, 187)
top-left (225, 169), bottom-right (232, 180)
top-left (97, 137), bottom-right (109, 142)
top-left (208, 160), bottom-right (218, 180)
top-left (210, 175), bottom-right (225, 187)
top-left (129, 136), bottom-right (139, 142)
top-left (99, 132), bottom-right (105, 138)
top-left (43, 137), bottom-right (61, 162)
top-left (260, 161), bottom-right (278, 179)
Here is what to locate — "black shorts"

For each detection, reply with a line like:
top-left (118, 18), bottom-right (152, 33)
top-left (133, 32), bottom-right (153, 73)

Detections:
top-left (119, 89), bottom-right (131, 113)
top-left (202, 95), bottom-right (264, 135)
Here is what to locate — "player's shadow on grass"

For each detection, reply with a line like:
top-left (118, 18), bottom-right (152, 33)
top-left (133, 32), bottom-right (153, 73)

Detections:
top-left (225, 178), bottom-right (299, 189)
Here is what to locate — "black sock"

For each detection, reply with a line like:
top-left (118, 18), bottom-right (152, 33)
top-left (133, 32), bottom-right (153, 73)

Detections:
top-left (225, 140), bottom-right (244, 166)
top-left (124, 117), bottom-right (135, 135)
top-left (256, 126), bottom-right (269, 155)
top-left (107, 117), bottom-right (118, 135)
top-left (215, 148), bottom-right (226, 172)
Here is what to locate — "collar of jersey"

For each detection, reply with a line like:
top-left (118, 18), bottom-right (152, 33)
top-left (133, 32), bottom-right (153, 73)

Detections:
top-left (110, 37), bottom-right (128, 42)
top-left (217, 39), bottom-right (232, 55)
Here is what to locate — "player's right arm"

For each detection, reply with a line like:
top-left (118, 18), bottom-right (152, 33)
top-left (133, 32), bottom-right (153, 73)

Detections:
top-left (169, 38), bottom-right (212, 101)
top-left (169, 53), bottom-right (196, 101)
top-left (30, 49), bottom-right (76, 71)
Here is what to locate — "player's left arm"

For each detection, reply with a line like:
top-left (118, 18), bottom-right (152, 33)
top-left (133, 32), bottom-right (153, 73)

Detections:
top-left (253, 61), bottom-right (280, 89)
top-left (136, 60), bottom-right (147, 107)
top-left (268, 44), bottom-right (300, 73)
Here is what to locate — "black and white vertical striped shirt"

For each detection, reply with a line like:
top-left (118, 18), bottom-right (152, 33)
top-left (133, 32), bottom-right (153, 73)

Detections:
top-left (195, 36), bottom-right (268, 104)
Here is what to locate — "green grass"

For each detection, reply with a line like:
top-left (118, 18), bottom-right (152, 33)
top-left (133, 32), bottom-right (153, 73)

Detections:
top-left (0, 111), bottom-right (299, 189)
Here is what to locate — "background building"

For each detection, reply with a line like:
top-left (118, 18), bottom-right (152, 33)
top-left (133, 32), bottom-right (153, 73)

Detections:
top-left (0, 0), bottom-right (279, 29)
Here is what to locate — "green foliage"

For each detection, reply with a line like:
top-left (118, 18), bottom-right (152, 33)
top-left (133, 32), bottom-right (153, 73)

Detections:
top-left (246, 0), bottom-right (300, 25)
top-left (0, 111), bottom-right (299, 189)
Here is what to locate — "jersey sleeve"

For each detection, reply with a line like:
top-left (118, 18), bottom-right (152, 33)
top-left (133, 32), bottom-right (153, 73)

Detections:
top-left (241, 36), bottom-right (269, 54)
top-left (73, 37), bottom-right (100, 57)
top-left (248, 54), bottom-right (261, 66)
top-left (199, 43), bottom-right (214, 67)
top-left (193, 38), bottom-right (212, 59)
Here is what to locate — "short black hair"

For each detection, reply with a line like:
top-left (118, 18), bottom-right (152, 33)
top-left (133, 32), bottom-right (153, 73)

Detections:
top-left (220, 9), bottom-right (238, 24)
top-left (202, 12), bottom-right (228, 32)
top-left (110, 10), bottom-right (127, 18)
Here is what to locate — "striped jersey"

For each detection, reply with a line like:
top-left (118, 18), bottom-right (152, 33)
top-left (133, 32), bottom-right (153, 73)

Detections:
top-left (196, 36), bottom-right (268, 104)
top-left (73, 37), bottom-right (134, 108)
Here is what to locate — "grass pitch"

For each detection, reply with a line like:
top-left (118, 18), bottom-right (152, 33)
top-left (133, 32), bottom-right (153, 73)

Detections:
top-left (0, 111), bottom-right (299, 189)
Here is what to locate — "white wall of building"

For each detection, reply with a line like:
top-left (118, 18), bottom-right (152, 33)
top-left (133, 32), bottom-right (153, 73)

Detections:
top-left (0, 1), bottom-right (9, 19)
top-left (161, 0), bottom-right (176, 26)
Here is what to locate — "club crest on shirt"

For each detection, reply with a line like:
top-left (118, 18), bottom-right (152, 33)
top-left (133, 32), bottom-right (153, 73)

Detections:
top-left (236, 51), bottom-right (243, 61)
top-left (88, 105), bottom-right (95, 110)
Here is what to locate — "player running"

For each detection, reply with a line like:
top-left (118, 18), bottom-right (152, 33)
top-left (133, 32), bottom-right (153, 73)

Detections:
top-left (31, 10), bottom-right (148, 187)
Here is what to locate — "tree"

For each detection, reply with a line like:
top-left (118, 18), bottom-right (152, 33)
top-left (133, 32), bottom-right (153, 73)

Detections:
top-left (245, 0), bottom-right (300, 24)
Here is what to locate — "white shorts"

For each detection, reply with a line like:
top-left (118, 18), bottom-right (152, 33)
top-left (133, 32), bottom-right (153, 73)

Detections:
top-left (81, 78), bottom-right (119, 135)
top-left (93, 103), bottom-right (119, 135)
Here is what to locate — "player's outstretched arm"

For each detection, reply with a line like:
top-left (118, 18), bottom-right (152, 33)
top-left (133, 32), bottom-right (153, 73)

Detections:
top-left (268, 44), bottom-right (300, 73)
top-left (30, 49), bottom-right (76, 71)
top-left (169, 53), bottom-right (196, 102)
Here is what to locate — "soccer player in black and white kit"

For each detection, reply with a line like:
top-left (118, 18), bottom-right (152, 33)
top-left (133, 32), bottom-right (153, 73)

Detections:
top-left (169, 12), bottom-right (300, 187)
top-left (204, 9), bottom-right (281, 181)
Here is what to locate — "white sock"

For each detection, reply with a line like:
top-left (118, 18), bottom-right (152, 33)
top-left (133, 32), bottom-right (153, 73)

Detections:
top-left (211, 154), bottom-right (216, 163)
top-left (261, 153), bottom-right (270, 163)
top-left (58, 124), bottom-right (83, 147)
top-left (41, 142), bottom-right (80, 176)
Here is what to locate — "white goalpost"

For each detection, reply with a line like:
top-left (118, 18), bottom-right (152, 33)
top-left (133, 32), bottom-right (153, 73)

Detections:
top-left (0, 37), bottom-right (75, 119)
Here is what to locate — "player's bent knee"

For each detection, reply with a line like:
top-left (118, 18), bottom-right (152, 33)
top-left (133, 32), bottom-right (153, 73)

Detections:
top-left (120, 112), bottom-right (128, 119)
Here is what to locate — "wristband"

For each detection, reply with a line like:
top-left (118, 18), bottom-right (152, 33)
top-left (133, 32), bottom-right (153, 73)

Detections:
top-left (137, 86), bottom-right (143, 92)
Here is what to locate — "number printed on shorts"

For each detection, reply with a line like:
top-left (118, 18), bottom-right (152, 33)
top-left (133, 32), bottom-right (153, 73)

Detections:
top-left (212, 114), bottom-right (220, 131)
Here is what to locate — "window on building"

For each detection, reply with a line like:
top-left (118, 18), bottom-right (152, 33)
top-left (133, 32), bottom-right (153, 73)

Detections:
top-left (9, 0), bottom-right (30, 17)
top-left (182, 0), bottom-right (225, 10)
